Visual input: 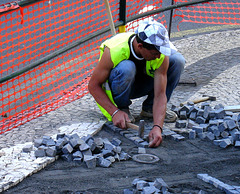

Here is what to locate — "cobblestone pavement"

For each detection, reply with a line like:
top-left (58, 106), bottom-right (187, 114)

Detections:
top-left (0, 28), bottom-right (240, 192)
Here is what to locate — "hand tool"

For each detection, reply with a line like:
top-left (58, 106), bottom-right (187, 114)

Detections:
top-left (126, 120), bottom-right (145, 138)
top-left (180, 95), bottom-right (216, 107)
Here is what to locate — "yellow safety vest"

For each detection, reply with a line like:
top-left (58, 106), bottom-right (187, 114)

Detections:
top-left (97, 32), bottom-right (165, 121)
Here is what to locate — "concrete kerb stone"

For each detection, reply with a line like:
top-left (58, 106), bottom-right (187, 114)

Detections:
top-left (197, 173), bottom-right (240, 193)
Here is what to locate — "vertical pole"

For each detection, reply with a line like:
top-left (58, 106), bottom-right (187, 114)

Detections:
top-left (103, 0), bottom-right (116, 35)
top-left (119, 0), bottom-right (126, 33)
top-left (168, 0), bottom-right (174, 39)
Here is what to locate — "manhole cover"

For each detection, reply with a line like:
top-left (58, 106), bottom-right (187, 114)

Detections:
top-left (132, 154), bottom-right (160, 164)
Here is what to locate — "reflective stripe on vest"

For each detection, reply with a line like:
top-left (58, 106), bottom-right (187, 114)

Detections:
top-left (96, 82), bottom-right (117, 121)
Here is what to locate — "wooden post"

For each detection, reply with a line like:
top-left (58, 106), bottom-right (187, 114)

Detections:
top-left (103, 0), bottom-right (116, 35)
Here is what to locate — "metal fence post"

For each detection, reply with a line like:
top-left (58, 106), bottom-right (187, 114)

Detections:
top-left (168, 0), bottom-right (174, 39)
top-left (119, 0), bottom-right (126, 33)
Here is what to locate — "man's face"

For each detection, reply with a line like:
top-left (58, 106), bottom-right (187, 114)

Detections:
top-left (139, 47), bottom-right (161, 61)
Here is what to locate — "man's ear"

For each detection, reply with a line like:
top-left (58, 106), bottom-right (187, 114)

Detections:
top-left (137, 43), bottom-right (143, 49)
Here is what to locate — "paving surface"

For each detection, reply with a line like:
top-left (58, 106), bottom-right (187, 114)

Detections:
top-left (0, 28), bottom-right (240, 193)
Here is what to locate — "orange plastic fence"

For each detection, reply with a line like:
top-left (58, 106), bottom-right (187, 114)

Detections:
top-left (174, 0), bottom-right (240, 28)
top-left (0, 0), bottom-right (119, 133)
top-left (0, 0), bottom-right (239, 134)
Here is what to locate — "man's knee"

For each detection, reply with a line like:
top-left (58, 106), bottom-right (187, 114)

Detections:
top-left (170, 52), bottom-right (185, 73)
top-left (114, 60), bottom-right (136, 80)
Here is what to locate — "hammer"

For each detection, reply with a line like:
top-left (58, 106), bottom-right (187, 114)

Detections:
top-left (126, 120), bottom-right (145, 138)
top-left (180, 95), bottom-right (216, 107)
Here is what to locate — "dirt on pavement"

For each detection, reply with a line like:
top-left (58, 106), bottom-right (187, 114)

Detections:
top-left (3, 125), bottom-right (240, 194)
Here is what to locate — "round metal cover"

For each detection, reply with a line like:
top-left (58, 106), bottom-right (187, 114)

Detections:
top-left (132, 154), bottom-right (160, 164)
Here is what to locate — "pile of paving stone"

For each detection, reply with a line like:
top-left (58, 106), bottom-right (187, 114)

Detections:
top-left (32, 133), bottom-right (131, 168)
top-left (173, 102), bottom-right (240, 148)
top-left (123, 177), bottom-right (169, 194)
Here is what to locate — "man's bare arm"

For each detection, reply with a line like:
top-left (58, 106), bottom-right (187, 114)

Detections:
top-left (148, 56), bottom-right (169, 147)
top-left (88, 47), bottom-right (130, 128)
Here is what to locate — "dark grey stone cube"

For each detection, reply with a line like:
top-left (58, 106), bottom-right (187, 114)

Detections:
top-left (119, 151), bottom-right (131, 160)
top-left (208, 111), bottom-right (216, 119)
top-left (153, 178), bottom-right (168, 192)
top-left (215, 108), bottom-right (225, 119)
top-left (179, 105), bottom-right (191, 115)
top-left (213, 128), bottom-right (220, 137)
top-left (218, 121), bottom-right (228, 132)
top-left (84, 155), bottom-right (96, 169)
top-left (111, 138), bottom-right (122, 146)
top-left (219, 138), bottom-right (232, 148)
top-left (87, 138), bottom-right (97, 151)
top-left (56, 133), bottom-right (65, 140)
top-left (138, 141), bottom-right (149, 148)
top-left (197, 109), bottom-right (204, 117)
top-left (136, 180), bottom-right (149, 191)
top-left (34, 139), bottom-right (43, 148)
top-left (46, 146), bottom-right (57, 157)
top-left (221, 131), bottom-right (229, 138)
top-left (102, 149), bottom-right (115, 158)
top-left (175, 120), bottom-right (187, 128)
top-left (196, 116), bottom-right (206, 124)
top-left (79, 142), bottom-right (90, 151)
top-left (198, 132), bottom-right (207, 139)
top-left (94, 138), bottom-right (104, 148)
top-left (35, 149), bottom-right (46, 157)
top-left (199, 124), bottom-right (209, 132)
top-left (201, 102), bottom-right (210, 109)
top-left (98, 158), bottom-right (112, 168)
top-left (208, 125), bottom-right (218, 133)
top-left (192, 126), bottom-right (204, 134)
top-left (209, 120), bottom-right (220, 127)
top-left (187, 119), bottom-right (198, 128)
top-left (226, 120), bottom-right (237, 130)
top-left (72, 151), bottom-right (83, 159)
top-left (73, 158), bottom-right (83, 164)
top-left (179, 111), bottom-right (187, 120)
top-left (55, 138), bottom-right (66, 151)
top-left (189, 130), bottom-right (196, 139)
top-left (61, 154), bottom-right (73, 162)
top-left (22, 144), bottom-right (33, 153)
top-left (189, 111), bottom-right (197, 121)
top-left (82, 149), bottom-right (92, 157)
top-left (171, 134), bottom-right (185, 141)
top-left (45, 138), bottom-right (56, 147)
top-left (82, 134), bottom-right (94, 144)
top-left (203, 106), bottom-right (212, 119)
top-left (62, 143), bottom-right (73, 154)
top-left (206, 132), bottom-right (215, 141)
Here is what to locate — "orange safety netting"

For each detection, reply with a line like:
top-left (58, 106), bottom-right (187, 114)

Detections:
top-left (0, 0), bottom-right (119, 133)
top-left (174, 0), bottom-right (240, 27)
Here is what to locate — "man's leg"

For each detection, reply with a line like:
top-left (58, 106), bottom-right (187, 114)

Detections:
top-left (140, 52), bottom-right (185, 110)
top-left (108, 60), bottom-right (136, 109)
top-left (139, 52), bottom-right (185, 121)
top-left (166, 52), bottom-right (185, 101)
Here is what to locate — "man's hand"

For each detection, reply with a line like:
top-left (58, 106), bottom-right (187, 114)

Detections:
top-left (112, 110), bottom-right (131, 129)
top-left (148, 126), bottom-right (162, 148)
